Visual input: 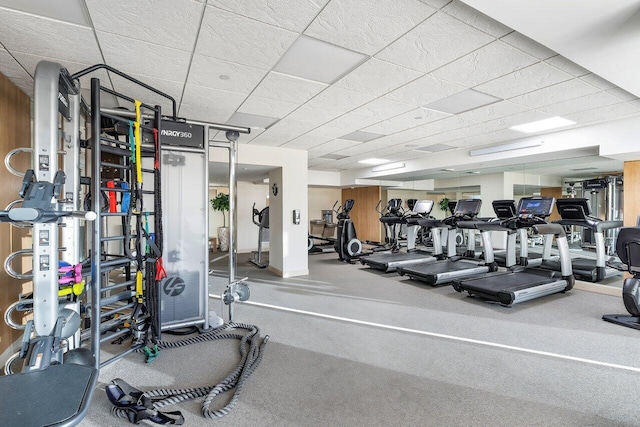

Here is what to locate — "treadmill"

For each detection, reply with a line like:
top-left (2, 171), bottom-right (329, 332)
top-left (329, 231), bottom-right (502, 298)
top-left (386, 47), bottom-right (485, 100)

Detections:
top-left (538, 198), bottom-right (622, 282)
top-left (452, 197), bottom-right (575, 306)
top-left (396, 199), bottom-right (499, 285)
top-left (359, 200), bottom-right (442, 272)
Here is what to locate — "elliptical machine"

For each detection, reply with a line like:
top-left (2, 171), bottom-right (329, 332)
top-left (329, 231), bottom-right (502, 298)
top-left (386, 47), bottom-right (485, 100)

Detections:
top-left (334, 199), bottom-right (364, 263)
top-left (603, 227), bottom-right (640, 329)
top-left (249, 203), bottom-right (269, 268)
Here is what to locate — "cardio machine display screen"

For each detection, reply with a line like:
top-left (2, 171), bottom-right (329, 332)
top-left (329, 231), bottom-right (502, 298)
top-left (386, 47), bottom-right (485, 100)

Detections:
top-left (454, 199), bottom-right (481, 216)
top-left (518, 197), bottom-right (553, 216)
top-left (412, 200), bottom-right (434, 214)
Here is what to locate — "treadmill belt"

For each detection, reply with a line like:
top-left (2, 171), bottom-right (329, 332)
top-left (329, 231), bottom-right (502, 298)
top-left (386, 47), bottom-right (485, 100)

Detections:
top-left (460, 270), bottom-right (556, 294)
top-left (540, 258), bottom-right (597, 281)
top-left (401, 260), bottom-right (479, 275)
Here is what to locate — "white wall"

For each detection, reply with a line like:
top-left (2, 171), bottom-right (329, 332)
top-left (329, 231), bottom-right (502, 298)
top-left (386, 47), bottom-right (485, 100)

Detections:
top-left (308, 187), bottom-right (341, 222)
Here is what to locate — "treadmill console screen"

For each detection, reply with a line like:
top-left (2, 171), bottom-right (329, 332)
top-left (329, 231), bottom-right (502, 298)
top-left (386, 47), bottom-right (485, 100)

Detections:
top-left (454, 199), bottom-right (482, 216)
top-left (492, 200), bottom-right (516, 219)
top-left (518, 197), bottom-right (554, 216)
top-left (555, 198), bottom-right (591, 220)
top-left (412, 200), bottom-right (434, 215)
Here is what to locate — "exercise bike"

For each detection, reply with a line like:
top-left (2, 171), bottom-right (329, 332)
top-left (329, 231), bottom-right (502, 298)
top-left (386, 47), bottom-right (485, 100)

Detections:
top-left (249, 203), bottom-right (269, 268)
top-left (603, 227), bottom-right (640, 329)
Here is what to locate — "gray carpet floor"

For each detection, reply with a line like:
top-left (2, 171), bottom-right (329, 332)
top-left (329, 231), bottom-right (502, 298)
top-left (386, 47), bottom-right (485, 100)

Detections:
top-left (82, 250), bottom-right (640, 426)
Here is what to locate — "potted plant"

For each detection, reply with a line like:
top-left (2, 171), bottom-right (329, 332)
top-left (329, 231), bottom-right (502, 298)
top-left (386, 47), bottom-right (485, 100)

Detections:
top-left (438, 197), bottom-right (450, 213)
top-left (210, 193), bottom-right (230, 251)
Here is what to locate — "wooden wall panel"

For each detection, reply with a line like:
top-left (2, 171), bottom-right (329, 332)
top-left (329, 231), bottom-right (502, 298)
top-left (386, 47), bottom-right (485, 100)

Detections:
top-left (540, 187), bottom-right (563, 222)
top-left (342, 186), bottom-right (381, 243)
top-left (0, 72), bottom-right (31, 356)
top-left (624, 160), bottom-right (640, 226)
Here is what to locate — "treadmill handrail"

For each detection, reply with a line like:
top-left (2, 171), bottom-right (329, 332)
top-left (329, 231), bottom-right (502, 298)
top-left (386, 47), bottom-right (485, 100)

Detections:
top-left (554, 218), bottom-right (623, 232)
top-left (533, 223), bottom-right (566, 238)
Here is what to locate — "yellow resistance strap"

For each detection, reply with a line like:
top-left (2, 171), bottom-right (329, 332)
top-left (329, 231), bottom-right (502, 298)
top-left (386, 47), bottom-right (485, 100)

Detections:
top-left (134, 100), bottom-right (143, 184)
top-left (136, 270), bottom-right (144, 304)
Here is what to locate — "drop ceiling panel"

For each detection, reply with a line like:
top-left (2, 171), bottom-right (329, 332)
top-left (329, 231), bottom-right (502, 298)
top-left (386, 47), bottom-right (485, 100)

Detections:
top-left (376, 12), bottom-right (495, 73)
top-left (85, 0), bottom-right (202, 51)
top-left (483, 109), bottom-right (553, 129)
top-left (304, 86), bottom-right (376, 113)
top-left (99, 31), bottom-right (191, 83)
top-left (500, 31), bottom-right (557, 59)
top-left (544, 55), bottom-right (589, 76)
top-left (349, 98), bottom-right (416, 123)
top-left (179, 102), bottom-right (234, 123)
top-left (285, 105), bottom-right (343, 126)
top-left (463, 128), bottom-right (524, 147)
top-left (182, 83), bottom-right (247, 112)
top-left (442, 0), bottom-right (512, 38)
top-left (308, 139), bottom-right (360, 157)
top-left (420, 0), bottom-right (454, 8)
top-left (384, 74), bottom-right (464, 107)
top-left (238, 95), bottom-right (299, 118)
top-left (188, 54), bottom-right (268, 93)
top-left (251, 72), bottom-right (327, 104)
top-left (579, 73), bottom-right (616, 91)
top-left (430, 40), bottom-right (538, 87)
top-left (334, 58), bottom-right (424, 96)
top-left (418, 115), bottom-right (477, 137)
top-left (309, 158), bottom-right (334, 167)
top-left (208, 0), bottom-right (329, 32)
top-left (474, 61), bottom-right (573, 99)
top-left (197, 6), bottom-right (298, 70)
top-left (0, 49), bottom-right (33, 95)
top-left (304, 0), bottom-right (437, 55)
top-left (0, 8), bottom-right (103, 65)
top-left (565, 102), bottom-right (640, 125)
top-left (606, 87), bottom-right (638, 101)
top-left (282, 134), bottom-right (331, 150)
top-left (110, 73), bottom-right (184, 113)
top-left (539, 91), bottom-right (622, 116)
top-left (362, 107), bottom-right (449, 134)
top-left (508, 78), bottom-right (600, 109)
top-left (457, 100), bottom-right (528, 122)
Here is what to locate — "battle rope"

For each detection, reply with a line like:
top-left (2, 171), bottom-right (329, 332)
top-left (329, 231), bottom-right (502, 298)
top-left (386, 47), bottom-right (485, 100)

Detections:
top-left (106, 323), bottom-right (268, 425)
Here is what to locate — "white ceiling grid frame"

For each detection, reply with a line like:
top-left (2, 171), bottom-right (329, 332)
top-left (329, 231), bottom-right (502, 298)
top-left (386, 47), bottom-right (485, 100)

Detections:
top-left (282, 133), bottom-right (333, 150)
top-left (544, 55), bottom-right (589, 76)
top-left (0, 48), bottom-right (33, 95)
top-left (474, 61), bottom-right (573, 99)
top-left (196, 5), bottom-right (299, 70)
top-left (430, 40), bottom-right (539, 87)
top-left (334, 58), bottom-right (425, 96)
top-left (457, 100), bottom-right (528, 122)
top-left (0, 7), bottom-right (103, 65)
top-left (85, 0), bottom-right (203, 52)
top-left (500, 31), bottom-right (557, 60)
top-left (579, 73), bottom-right (616, 91)
top-left (188, 54), bottom-right (268, 93)
top-left (208, 0), bottom-right (330, 32)
top-left (539, 91), bottom-right (624, 117)
top-left (606, 87), bottom-right (638, 101)
top-left (304, 0), bottom-right (437, 55)
top-left (98, 32), bottom-right (192, 83)
top-left (509, 78), bottom-right (601, 109)
top-left (384, 74), bottom-right (464, 107)
top-left (181, 83), bottom-right (247, 112)
top-left (304, 86), bottom-right (376, 114)
top-left (345, 97), bottom-right (416, 125)
top-left (565, 102), bottom-right (640, 126)
top-left (237, 95), bottom-right (300, 118)
top-left (308, 139), bottom-right (362, 157)
top-left (482, 109), bottom-right (554, 130)
top-left (362, 107), bottom-right (450, 135)
top-left (179, 102), bottom-right (234, 123)
top-left (285, 105), bottom-right (344, 127)
top-left (250, 72), bottom-right (328, 104)
top-left (376, 11), bottom-right (495, 73)
top-left (441, 0), bottom-right (512, 37)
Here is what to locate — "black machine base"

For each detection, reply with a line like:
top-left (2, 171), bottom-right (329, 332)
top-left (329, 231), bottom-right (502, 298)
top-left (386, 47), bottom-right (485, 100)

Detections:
top-left (602, 314), bottom-right (640, 331)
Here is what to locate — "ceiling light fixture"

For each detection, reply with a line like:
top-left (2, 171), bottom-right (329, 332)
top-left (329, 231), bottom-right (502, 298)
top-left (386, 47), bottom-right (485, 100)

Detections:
top-left (510, 116), bottom-right (576, 133)
top-left (372, 162), bottom-right (406, 172)
top-left (359, 158), bottom-right (389, 165)
top-left (423, 89), bottom-right (502, 115)
top-left (469, 140), bottom-right (543, 157)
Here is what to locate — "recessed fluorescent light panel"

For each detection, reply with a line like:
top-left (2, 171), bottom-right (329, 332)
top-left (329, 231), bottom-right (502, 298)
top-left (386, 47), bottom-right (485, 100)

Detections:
top-left (469, 140), bottom-right (543, 157)
top-left (569, 167), bottom-right (597, 171)
top-left (227, 112), bottom-right (279, 130)
top-left (273, 35), bottom-right (367, 84)
top-left (510, 116), bottom-right (576, 133)
top-left (340, 130), bottom-right (384, 142)
top-left (359, 158), bottom-right (389, 165)
top-left (416, 143), bottom-right (455, 152)
top-left (372, 162), bottom-right (405, 172)
top-left (319, 154), bottom-right (349, 160)
top-left (423, 89), bottom-right (501, 115)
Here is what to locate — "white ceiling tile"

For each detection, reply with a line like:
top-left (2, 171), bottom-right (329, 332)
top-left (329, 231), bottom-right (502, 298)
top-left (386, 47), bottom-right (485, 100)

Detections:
top-left (442, 0), bottom-right (512, 38)
top-left (286, 105), bottom-right (342, 126)
top-left (0, 49), bottom-right (33, 87)
top-left (418, 0), bottom-right (452, 8)
top-left (0, 0), bottom-right (90, 26)
top-left (309, 158), bottom-right (334, 167)
top-left (109, 73), bottom-right (184, 115)
top-left (249, 134), bottom-right (284, 147)
top-left (500, 32), bottom-right (556, 60)
top-left (418, 115), bottom-right (477, 136)
top-left (565, 102), bottom-right (640, 125)
top-left (362, 108), bottom-right (449, 134)
top-left (86, 0), bottom-right (202, 52)
top-left (483, 110), bottom-right (553, 130)
top-left (629, 99), bottom-right (640, 109)
top-left (457, 100), bottom-right (528, 122)
top-left (350, 98), bottom-right (416, 123)
top-left (179, 102), bottom-right (234, 123)
top-left (308, 122), bottom-right (361, 140)
top-left (308, 139), bottom-right (360, 157)
top-left (334, 58), bottom-right (424, 96)
top-left (99, 31), bottom-right (190, 83)
top-left (305, 0), bottom-right (436, 55)
top-left (0, 8), bottom-right (102, 65)
top-left (238, 95), bottom-right (299, 118)
top-left (182, 83), bottom-right (247, 112)
top-left (474, 62), bottom-right (573, 99)
top-left (545, 55), bottom-right (590, 76)
top-left (508, 78), bottom-right (600, 109)
top-left (464, 128), bottom-right (523, 146)
top-left (431, 40), bottom-right (537, 87)
top-left (188, 54), bottom-right (267, 93)
top-left (384, 74), bottom-right (464, 107)
top-left (376, 12), bottom-right (495, 73)
top-left (282, 134), bottom-right (331, 150)
top-left (606, 87), bottom-right (638, 101)
top-left (197, 6), bottom-right (298, 70)
top-left (305, 86), bottom-right (376, 113)
top-left (539, 91), bottom-right (623, 116)
top-left (208, 0), bottom-right (329, 32)
top-left (579, 73), bottom-right (616, 91)
top-left (251, 72), bottom-right (327, 104)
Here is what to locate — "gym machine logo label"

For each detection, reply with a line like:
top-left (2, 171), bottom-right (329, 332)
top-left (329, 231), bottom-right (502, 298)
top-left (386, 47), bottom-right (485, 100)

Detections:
top-left (160, 120), bottom-right (205, 149)
top-left (163, 276), bottom-right (186, 297)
